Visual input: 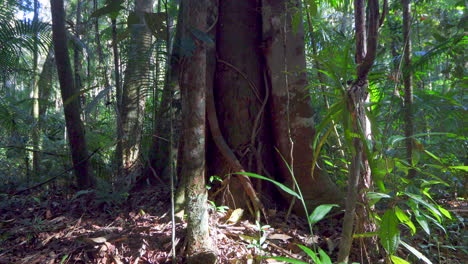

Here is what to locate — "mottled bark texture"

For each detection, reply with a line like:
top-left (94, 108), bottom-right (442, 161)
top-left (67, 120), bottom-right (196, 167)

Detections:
top-left (181, 0), bottom-right (217, 263)
top-left (50, 0), bottom-right (95, 189)
top-left (116, 0), bottom-right (154, 183)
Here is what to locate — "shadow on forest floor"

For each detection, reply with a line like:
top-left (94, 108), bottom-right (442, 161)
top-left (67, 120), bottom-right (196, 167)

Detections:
top-left (0, 186), bottom-right (466, 263)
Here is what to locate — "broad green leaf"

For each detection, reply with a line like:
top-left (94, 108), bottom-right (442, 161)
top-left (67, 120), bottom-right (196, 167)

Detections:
top-left (318, 248), bottom-right (332, 264)
top-left (296, 244), bottom-right (317, 259)
top-left (367, 192), bottom-right (391, 206)
top-left (437, 205), bottom-right (452, 219)
top-left (449, 165), bottom-right (468, 171)
top-left (390, 255), bottom-right (410, 264)
top-left (394, 206), bottom-right (416, 235)
top-left (400, 240), bottom-right (433, 264)
top-left (296, 244), bottom-right (323, 263)
top-left (379, 209), bottom-right (400, 254)
top-left (415, 214), bottom-right (430, 235)
top-left (308, 204), bottom-right (338, 225)
top-left (403, 192), bottom-right (441, 221)
top-left (234, 172), bottom-right (301, 199)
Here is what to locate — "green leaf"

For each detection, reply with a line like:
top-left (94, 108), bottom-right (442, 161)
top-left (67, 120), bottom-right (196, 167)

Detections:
top-left (400, 240), bottom-right (433, 264)
top-left (379, 209), bottom-right (400, 254)
top-left (403, 192), bottom-right (441, 222)
top-left (367, 192), bottom-right (391, 206)
top-left (415, 214), bottom-right (430, 235)
top-left (394, 206), bottom-right (416, 235)
top-left (449, 165), bottom-right (468, 171)
top-left (297, 244), bottom-right (320, 263)
top-left (234, 172), bottom-right (301, 199)
top-left (390, 255), bottom-right (410, 264)
top-left (353, 232), bottom-right (378, 238)
top-left (318, 248), bottom-right (332, 264)
top-left (437, 205), bottom-right (452, 219)
top-left (423, 150), bottom-right (442, 164)
top-left (308, 204), bottom-right (338, 225)
top-left (388, 135), bottom-right (405, 146)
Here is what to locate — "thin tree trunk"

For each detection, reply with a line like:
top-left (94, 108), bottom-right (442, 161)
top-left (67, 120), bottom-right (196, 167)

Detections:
top-left (338, 0), bottom-right (384, 262)
top-left (50, 0), bottom-right (95, 189)
top-left (31, 0), bottom-right (40, 179)
top-left (402, 0), bottom-right (415, 178)
top-left (181, 1), bottom-right (217, 263)
top-left (74, 0), bottom-right (83, 109)
top-left (93, 0), bottom-right (111, 98)
top-left (112, 17), bottom-right (123, 181)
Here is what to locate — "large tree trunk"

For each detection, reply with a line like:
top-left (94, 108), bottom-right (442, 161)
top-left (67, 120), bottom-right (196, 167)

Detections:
top-left (181, 1), bottom-right (217, 263)
top-left (50, 0), bottom-right (95, 189)
top-left (262, 0), bottom-right (341, 213)
top-left (116, 0), bottom-right (154, 183)
top-left (208, 0), bottom-right (274, 213)
top-left (203, 0), bottom-right (342, 216)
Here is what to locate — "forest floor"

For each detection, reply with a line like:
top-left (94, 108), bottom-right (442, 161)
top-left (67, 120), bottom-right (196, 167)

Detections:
top-left (0, 186), bottom-right (466, 264)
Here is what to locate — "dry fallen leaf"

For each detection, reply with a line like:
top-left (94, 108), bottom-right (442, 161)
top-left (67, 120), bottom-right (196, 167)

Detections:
top-left (226, 208), bottom-right (244, 224)
top-left (268, 233), bottom-right (292, 241)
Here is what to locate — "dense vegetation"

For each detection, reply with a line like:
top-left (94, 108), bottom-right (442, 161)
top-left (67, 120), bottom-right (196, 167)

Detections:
top-left (0, 0), bottom-right (466, 263)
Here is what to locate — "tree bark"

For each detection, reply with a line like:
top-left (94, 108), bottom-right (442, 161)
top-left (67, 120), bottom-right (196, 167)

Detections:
top-left (208, 0), bottom-right (274, 213)
top-left (402, 0), bottom-right (415, 178)
top-left (50, 0), bottom-right (95, 189)
top-left (181, 1), bottom-right (217, 263)
top-left (262, 0), bottom-right (342, 214)
top-left (31, 0), bottom-right (40, 179)
top-left (73, 0), bottom-right (83, 109)
top-left (338, 0), bottom-right (383, 262)
top-left (116, 0), bottom-right (154, 183)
